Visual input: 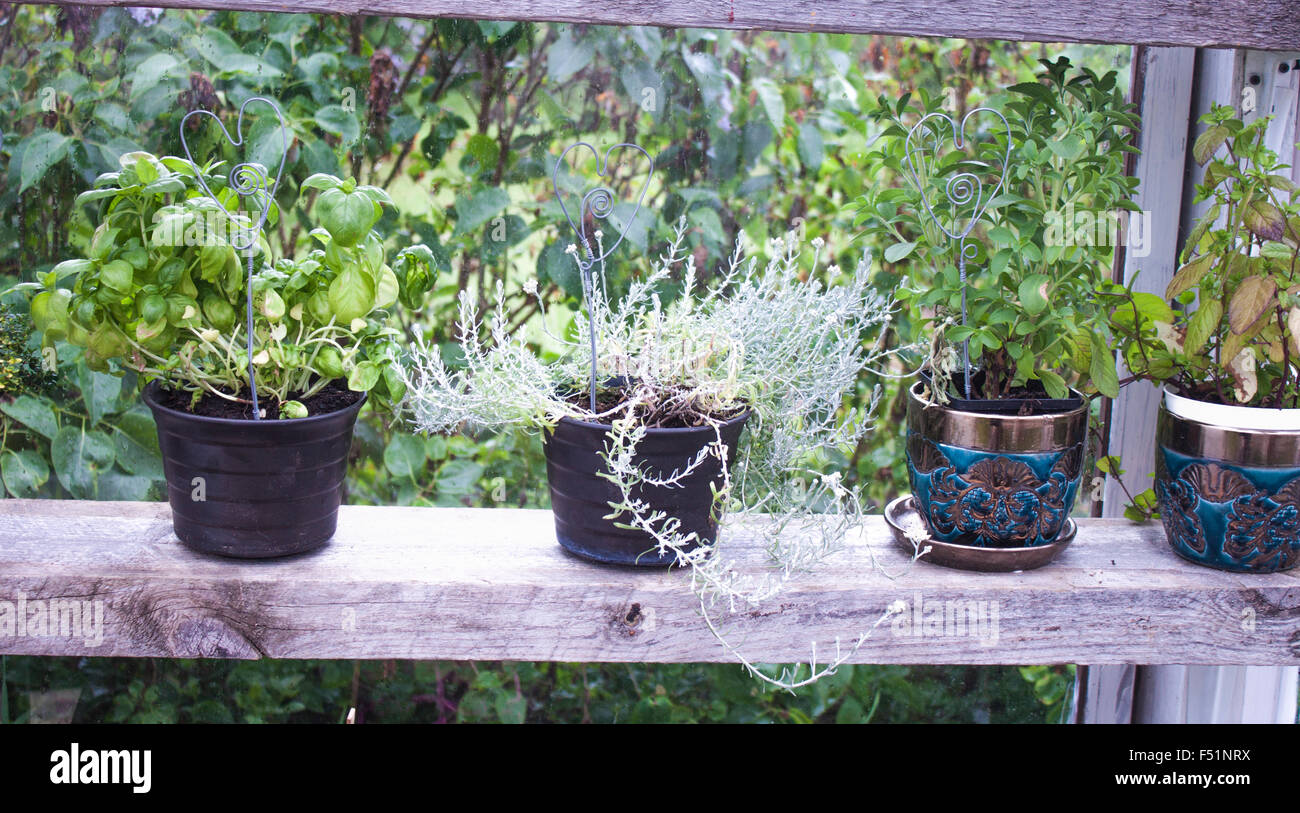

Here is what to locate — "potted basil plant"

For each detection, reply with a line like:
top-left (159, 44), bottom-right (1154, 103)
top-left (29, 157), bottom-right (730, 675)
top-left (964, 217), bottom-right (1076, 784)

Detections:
top-left (1108, 106), bottom-right (1300, 573)
top-left (18, 152), bottom-right (438, 557)
top-left (859, 59), bottom-right (1139, 558)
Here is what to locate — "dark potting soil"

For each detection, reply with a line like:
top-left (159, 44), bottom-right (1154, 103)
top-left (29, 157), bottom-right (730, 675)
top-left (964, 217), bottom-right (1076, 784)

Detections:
top-left (929, 370), bottom-right (1083, 416)
top-left (566, 386), bottom-right (746, 429)
top-left (153, 379), bottom-right (362, 420)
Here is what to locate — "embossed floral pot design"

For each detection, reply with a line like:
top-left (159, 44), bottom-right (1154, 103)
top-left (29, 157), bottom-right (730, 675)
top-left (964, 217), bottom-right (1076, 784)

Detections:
top-left (905, 381), bottom-right (1087, 548)
top-left (1155, 389), bottom-right (1300, 573)
top-left (543, 412), bottom-right (748, 567)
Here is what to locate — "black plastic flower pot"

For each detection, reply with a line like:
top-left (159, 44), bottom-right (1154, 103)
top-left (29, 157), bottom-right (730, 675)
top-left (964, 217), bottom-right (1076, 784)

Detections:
top-left (543, 412), bottom-right (749, 566)
top-left (142, 380), bottom-right (366, 559)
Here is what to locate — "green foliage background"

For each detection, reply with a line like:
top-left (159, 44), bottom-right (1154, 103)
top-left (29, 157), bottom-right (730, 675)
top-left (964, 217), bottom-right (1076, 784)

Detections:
top-left (0, 5), bottom-right (1122, 723)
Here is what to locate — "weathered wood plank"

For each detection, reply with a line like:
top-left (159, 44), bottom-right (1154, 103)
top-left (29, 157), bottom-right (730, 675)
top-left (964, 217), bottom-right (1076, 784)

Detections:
top-left (1, 499), bottom-right (1297, 665)
top-left (49, 0), bottom-right (1300, 50)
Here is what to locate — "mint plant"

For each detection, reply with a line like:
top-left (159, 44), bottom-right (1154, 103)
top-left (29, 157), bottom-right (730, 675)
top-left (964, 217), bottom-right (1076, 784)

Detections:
top-left (858, 58), bottom-right (1139, 401)
top-left (1109, 106), bottom-right (1300, 408)
top-left (17, 152), bottom-right (437, 416)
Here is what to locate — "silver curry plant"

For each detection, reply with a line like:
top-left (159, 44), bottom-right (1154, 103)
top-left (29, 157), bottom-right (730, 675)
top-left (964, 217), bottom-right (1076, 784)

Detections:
top-left (401, 219), bottom-right (917, 688)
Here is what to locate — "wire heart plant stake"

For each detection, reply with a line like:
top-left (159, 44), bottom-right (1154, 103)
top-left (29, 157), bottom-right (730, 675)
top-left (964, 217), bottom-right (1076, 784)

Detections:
top-left (179, 96), bottom-right (289, 420)
top-left (550, 141), bottom-right (655, 412)
top-left (902, 107), bottom-right (1010, 399)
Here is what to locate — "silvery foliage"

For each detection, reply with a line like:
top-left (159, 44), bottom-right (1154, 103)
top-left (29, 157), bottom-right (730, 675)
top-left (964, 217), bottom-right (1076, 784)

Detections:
top-left (401, 219), bottom-right (916, 689)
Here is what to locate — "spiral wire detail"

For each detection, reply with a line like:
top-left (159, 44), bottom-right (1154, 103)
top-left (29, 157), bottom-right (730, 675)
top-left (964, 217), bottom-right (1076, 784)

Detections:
top-left (901, 108), bottom-right (1010, 398)
top-left (551, 142), bottom-right (655, 412)
top-left (179, 97), bottom-right (289, 419)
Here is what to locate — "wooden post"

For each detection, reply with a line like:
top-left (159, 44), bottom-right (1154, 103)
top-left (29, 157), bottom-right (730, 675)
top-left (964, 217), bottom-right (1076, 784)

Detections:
top-left (1083, 44), bottom-right (1196, 724)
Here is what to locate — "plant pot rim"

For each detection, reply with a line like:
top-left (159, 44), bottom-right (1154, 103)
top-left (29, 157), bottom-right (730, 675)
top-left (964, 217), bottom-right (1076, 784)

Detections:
top-left (1163, 387), bottom-right (1300, 432)
top-left (907, 380), bottom-right (1087, 421)
top-left (553, 408), bottom-right (751, 435)
top-left (142, 379), bottom-right (367, 427)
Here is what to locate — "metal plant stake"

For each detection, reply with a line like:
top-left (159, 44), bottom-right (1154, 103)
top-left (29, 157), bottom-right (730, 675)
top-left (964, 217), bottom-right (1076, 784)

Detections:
top-left (902, 107), bottom-right (1010, 399)
top-left (179, 97), bottom-right (289, 419)
top-left (550, 142), bottom-right (654, 412)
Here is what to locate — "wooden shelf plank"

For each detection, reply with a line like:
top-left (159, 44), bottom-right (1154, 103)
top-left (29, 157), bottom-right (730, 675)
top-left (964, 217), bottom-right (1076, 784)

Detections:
top-left (53, 0), bottom-right (1300, 50)
top-left (1, 499), bottom-right (1297, 665)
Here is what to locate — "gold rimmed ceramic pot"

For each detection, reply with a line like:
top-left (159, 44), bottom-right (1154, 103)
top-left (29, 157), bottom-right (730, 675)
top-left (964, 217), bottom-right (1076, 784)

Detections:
top-left (905, 381), bottom-right (1088, 548)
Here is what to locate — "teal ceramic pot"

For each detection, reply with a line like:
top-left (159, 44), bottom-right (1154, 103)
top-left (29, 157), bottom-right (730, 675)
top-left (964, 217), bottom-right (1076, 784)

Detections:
top-left (1155, 389), bottom-right (1300, 573)
top-left (905, 381), bottom-right (1088, 548)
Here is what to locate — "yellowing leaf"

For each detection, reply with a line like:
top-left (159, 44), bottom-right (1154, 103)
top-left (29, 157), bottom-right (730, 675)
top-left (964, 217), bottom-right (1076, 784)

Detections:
top-left (375, 264), bottom-right (399, 309)
top-left (1165, 253), bottom-right (1213, 300)
top-left (1228, 275), bottom-right (1276, 334)
top-left (1221, 324), bottom-right (1252, 364)
top-left (1244, 200), bottom-right (1286, 242)
top-left (327, 267), bottom-right (374, 323)
top-left (1268, 339), bottom-right (1285, 363)
top-left (257, 289), bottom-right (286, 321)
top-left (1018, 274), bottom-right (1050, 316)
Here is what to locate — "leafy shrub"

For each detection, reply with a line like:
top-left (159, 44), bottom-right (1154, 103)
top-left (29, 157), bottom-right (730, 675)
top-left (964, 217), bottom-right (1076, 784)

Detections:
top-left (1, 655), bottom-right (1057, 724)
top-left (0, 337), bottom-right (163, 500)
top-left (0, 304), bottom-right (52, 395)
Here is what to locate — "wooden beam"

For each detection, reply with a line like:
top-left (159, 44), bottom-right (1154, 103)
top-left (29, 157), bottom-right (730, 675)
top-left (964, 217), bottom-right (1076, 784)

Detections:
top-left (49, 0), bottom-right (1300, 50)
top-left (1, 500), bottom-right (1297, 665)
